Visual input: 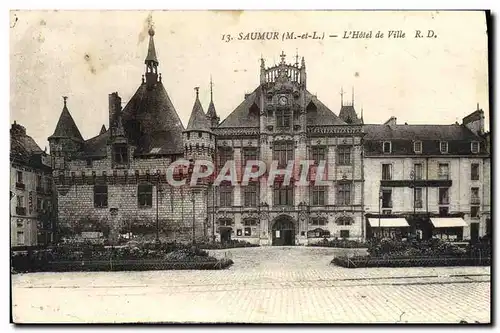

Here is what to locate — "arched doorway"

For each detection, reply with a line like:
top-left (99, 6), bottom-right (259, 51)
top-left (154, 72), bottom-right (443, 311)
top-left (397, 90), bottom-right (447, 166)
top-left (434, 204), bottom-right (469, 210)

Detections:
top-left (272, 216), bottom-right (295, 246)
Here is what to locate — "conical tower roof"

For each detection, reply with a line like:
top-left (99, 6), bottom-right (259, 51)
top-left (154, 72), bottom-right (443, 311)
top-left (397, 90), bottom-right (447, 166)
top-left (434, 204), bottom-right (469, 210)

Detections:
top-left (48, 97), bottom-right (84, 141)
top-left (186, 87), bottom-right (211, 132)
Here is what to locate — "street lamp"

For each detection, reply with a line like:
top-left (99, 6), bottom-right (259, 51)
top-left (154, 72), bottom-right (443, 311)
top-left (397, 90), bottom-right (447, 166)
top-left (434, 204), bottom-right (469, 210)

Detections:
top-left (409, 169), bottom-right (416, 240)
top-left (378, 188), bottom-right (383, 239)
top-left (191, 191), bottom-right (196, 244)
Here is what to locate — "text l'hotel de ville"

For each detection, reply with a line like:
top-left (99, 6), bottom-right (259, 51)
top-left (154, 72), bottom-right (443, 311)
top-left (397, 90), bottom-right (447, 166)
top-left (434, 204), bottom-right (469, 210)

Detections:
top-left (222, 30), bottom-right (438, 42)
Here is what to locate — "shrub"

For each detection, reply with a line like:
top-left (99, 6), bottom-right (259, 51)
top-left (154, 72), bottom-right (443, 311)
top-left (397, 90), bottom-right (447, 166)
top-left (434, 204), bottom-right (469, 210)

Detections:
top-left (308, 238), bottom-right (367, 248)
top-left (197, 240), bottom-right (260, 250)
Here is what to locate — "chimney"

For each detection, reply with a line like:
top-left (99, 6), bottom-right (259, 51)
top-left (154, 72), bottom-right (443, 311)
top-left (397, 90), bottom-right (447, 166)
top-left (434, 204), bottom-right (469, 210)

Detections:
top-left (462, 106), bottom-right (484, 135)
top-left (384, 116), bottom-right (397, 126)
top-left (108, 92), bottom-right (122, 135)
top-left (10, 122), bottom-right (26, 137)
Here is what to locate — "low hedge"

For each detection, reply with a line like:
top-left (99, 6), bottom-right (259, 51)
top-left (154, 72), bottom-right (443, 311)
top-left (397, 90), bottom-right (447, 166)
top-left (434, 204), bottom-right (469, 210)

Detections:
top-left (308, 238), bottom-right (367, 248)
top-left (197, 240), bottom-right (260, 250)
top-left (332, 256), bottom-right (491, 268)
top-left (42, 258), bottom-right (234, 272)
top-left (11, 243), bottom-right (233, 273)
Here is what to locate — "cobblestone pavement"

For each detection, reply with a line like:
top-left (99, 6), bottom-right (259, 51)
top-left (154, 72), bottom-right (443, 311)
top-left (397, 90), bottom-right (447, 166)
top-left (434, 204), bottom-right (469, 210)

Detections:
top-left (12, 246), bottom-right (491, 324)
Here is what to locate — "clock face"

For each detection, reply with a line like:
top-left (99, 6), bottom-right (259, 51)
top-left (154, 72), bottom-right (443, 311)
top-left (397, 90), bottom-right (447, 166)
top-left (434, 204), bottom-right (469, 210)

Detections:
top-left (279, 96), bottom-right (288, 106)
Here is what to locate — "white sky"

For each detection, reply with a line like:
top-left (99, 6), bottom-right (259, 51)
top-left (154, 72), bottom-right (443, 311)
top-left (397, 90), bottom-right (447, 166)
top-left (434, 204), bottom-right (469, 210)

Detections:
top-left (10, 10), bottom-right (489, 149)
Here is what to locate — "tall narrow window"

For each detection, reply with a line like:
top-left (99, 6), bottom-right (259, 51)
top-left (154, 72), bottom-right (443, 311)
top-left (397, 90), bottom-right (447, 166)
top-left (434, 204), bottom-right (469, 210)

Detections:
top-left (138, 184), bottom-right (153, 207)
top-left (381, 189), bottom-right (392, 208)
top-left (273, 142), bottom-right (294, 167)
top-left (273, 182), bottom-right (294, 206)
top-left (414, 141), bottom-right (422, 153)
top-left (243, 182), bottom-right (258, 207)
top-left (276, 109), bottom-right (291, 128)
top-left (471, 141), bottom-right (480, 154)
top-left (311, 186), bottom-right (326, 206)
top-left (471, 187), bottom-right (480, 204)
top-left (93, 185), bottom-right (108, 208)
top-left (471, 163), bottom-right (480, 180)
top-left (16, 171), bottom-right (23, 183)
top-left (218, 148), bottom-right (233, 169)
top-left (413, 163), bottom-right (423, 180)
top-left (113, 144), bottom-right (129, 165)
top-left (219, 184), bottom-right (233, 207)
top-left (440, 141), bottom-right (448, 154)
top-left (438, 163), bottom-right (449, 180)
top-left (382, 164), bottom-right (392, 180)
top-left (414, 188), bottom-right (423, 208)
top-left (439, 188), bottom-right (450, 205)
top-left (337, 183), bottom-right (351, 205)
top-left (310, 146), bottom-right (326, 165)
top-left (337, 146), bottom-right (351, 165)
top-left (383, 141), bottom-right (392, 153)
top-left (242, 148), bottom-right (258, 164)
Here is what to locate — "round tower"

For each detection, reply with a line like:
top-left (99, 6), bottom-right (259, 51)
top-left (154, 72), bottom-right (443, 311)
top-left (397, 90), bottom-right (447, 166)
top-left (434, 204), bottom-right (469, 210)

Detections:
top-left (183, 87), bottom-right (216, 162)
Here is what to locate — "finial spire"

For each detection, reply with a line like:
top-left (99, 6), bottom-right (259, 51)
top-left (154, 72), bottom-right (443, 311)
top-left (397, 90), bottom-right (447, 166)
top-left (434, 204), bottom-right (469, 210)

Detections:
top-left (260, 55), bottom-right (265, 68)
top-left (352, 87), bottom-right (355, 106)
top-left (63, 96), bottom-right (68, 107)
top-left (295, 49), bottom-right (299, 66)
top-left (195, 87), bottom-right (199, 98)
top-left (477, 102), bottom-right (480, 111)
top-left (209, 75), bottom-right (214, 101)
top-left (340, 87), bottom-right (344, 106)
top-left (301, 56), bottom-right (305, 67)
top-left (280, 51), bottom-right (286, 64)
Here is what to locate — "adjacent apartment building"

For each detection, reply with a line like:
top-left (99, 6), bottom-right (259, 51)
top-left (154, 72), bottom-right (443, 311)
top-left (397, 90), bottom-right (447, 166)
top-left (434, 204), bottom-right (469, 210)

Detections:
top-left (10, 122), bottom-right (54, 246)
top-left (363, 109), bottom-right (490, 242)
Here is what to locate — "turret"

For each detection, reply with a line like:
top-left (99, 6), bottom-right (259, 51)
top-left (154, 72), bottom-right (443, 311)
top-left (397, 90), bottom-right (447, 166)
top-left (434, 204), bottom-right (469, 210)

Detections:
top-left (48, 96), bottom-right (84, 170)
top-left (206, 76), bottom-right (220, 128)
top-left (184, 87), bottom-right (215, 162)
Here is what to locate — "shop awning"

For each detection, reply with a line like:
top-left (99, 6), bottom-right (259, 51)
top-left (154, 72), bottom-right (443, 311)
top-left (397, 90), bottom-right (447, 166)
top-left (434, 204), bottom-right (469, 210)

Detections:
top-left (368, 218), bottom-right (409, 228)
top-left (430, 218), bottom-right (467, 228)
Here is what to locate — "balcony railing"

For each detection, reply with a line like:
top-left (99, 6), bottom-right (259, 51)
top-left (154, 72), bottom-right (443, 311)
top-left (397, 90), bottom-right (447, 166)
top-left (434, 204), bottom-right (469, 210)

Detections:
top-left (16, 207), bottom-right (26, 216)
top-left (438, 173), bottom-right (450, 180)
top-left (15, 182), bottom-right (25, 190)
top-left (471, 197), bottom-right (481, 205)
top-left (439, 199), bottom-right (450, 205)
top-left (382, 201), bottom-right (393, 209)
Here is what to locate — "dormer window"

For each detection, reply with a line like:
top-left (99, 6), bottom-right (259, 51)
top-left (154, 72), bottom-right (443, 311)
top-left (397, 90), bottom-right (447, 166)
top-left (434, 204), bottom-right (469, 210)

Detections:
top-left (382, 141), bottom-right (392, 154)
top-left (413, 141), bottom-right (422, 154)
top-left (113, 144), bottom-right (129, 165)
top-left (471, 141), bottom-right (480, 154)
top-left (440, 141), bottom-right (448, 154)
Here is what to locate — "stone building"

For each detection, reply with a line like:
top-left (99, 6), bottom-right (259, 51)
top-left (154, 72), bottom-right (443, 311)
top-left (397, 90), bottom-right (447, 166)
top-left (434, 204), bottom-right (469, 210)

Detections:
top-left (10, 122), bottom-right (54, 246)
top-left (49, 29), bottom-right (365, 245)
top-left (49, 28), bottom-right (207, 243)
top-left (211, 53), bottom-right (364, 245)
top-left (363, 108), bottom-right (491, 241)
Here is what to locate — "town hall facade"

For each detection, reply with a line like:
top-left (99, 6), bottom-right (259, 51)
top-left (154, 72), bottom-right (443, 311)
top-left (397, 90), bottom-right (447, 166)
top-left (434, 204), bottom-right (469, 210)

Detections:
top-left (48, 28), bottom-right (366, 245)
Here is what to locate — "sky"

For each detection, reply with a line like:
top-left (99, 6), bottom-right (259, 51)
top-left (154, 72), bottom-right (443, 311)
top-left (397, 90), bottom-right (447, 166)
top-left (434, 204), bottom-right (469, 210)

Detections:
top-left (9, 10), bottom-right (489, 150)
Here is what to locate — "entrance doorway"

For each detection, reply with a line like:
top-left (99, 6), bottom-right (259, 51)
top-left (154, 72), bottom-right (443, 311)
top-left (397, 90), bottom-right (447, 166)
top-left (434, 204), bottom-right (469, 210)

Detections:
top-left (220, 227), bottom-right (232, 244)
top-left (470, 223), bottom-right (479, 243)
top-left (272, 217), bottom-right (295, 246)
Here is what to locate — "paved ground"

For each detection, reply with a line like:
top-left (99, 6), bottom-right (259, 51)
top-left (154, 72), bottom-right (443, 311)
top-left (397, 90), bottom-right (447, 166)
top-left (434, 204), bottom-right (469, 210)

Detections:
top-left (12, 246), bottom-right (491, 324)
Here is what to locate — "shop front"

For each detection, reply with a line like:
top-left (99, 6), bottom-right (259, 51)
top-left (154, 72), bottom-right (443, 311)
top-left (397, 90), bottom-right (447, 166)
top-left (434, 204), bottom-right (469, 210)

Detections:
top-left (366, 217), bottom-right (410, 240)
top-left (429, 217), bottom-right (467, 241)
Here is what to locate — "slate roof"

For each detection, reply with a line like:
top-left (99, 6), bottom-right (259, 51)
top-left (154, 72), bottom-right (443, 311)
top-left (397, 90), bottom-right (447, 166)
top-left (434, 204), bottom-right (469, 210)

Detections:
top-left (218, 87), bottom-right (345, 128)
top-left (80, 131), bottom-right (109, 158)
top-left (10, 123), bottom-right (49, 169)
top-left (305, 92), bottom-right (346, 126)
top-left (120, 81), bottom-right (185, 156)
top-left (99, 125), bottom-right (107, 135)
top-left (339, 105), bottom-right (363, 124)
top-left (364, 123), bottom-right (486, 156)
top-left (218, 87), bottom-right (262, 128)
top-left (49, 105), bottom-right (84, 142)
top-left (207, 100), bottom-right (218, 120)
top-left (186, 92), bottom-right (211, 132)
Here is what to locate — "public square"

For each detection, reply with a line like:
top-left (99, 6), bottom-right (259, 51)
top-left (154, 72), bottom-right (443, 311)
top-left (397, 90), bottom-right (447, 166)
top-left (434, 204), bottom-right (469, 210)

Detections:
top-left (11, 246), bottom-right (490, 324)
